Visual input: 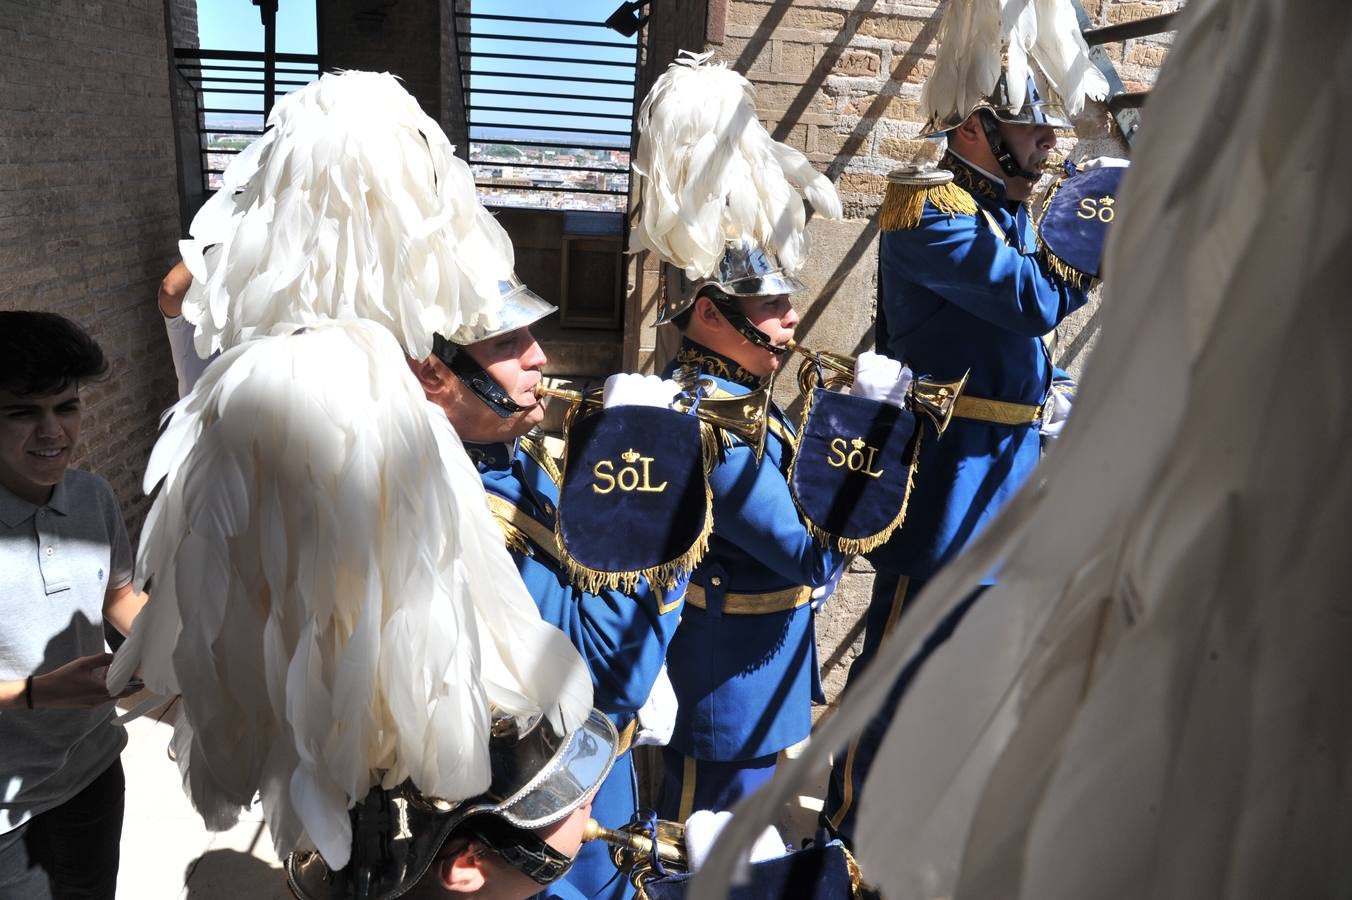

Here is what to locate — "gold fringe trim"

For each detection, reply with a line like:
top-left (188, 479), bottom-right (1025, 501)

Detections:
top-left (494, 516), bottom-right (533, 558)
top-left (1036, 174), bottom-right (1099, 291)
top-left (879, 180), bottom-right (977, 231)
top-left (551, 430), bottom-right (715, 593)
top-left (1038, 244), bottom-right (1098, 291)
top-left (786, 388), bottom-right (923, 555)
top-left (842, 844), bottom-right (866, 898)
top-left (554, 476), bottom-right (712, 594)
top-left (485, 494), bottom-right (559, 561)
top-left (1037, 170), bottom-right (1065, 218)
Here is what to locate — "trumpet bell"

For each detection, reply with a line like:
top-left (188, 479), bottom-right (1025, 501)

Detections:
top-left (674, 377), bottom-right (771, 460)
top-left (536, 380), bottom-right (773, 463)
top-left (910, 369), bottom-right (970, 434)
top-left (787, 339), bottom-right (969, 436)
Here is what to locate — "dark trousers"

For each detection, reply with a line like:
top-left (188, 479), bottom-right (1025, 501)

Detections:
top-left (0, 758), bottom-right (125, 900)
top-left (657, 749), bottom-right (778, 821)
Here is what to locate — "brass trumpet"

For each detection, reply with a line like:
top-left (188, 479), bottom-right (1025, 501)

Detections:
top-left (783, 340), bottom-right (970, 434)
top-left (583, 817), bottom-right (688, 886)
top-left (535, 381), bottom-right (772, 459)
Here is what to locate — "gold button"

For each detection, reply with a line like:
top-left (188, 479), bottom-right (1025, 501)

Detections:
top-left (711, 576), bottom-right (722, 586)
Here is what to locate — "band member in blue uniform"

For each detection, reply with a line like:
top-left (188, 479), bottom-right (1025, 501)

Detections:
top-left (822, 66), bottom-right (1094, 843)
top-left (652, 245), bottom-right (848, 821)
top-left (408, 277), bottom-right (681, 900)
top-left (625, 52), bottom-right (915, 822)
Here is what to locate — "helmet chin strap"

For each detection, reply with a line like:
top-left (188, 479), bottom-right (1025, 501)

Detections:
top-left (707, 291), bottom-right (790, 355)
top-left (978, 112), bottom-right (1042, 182)
top-left (431, 333), bottom-right (529, 419)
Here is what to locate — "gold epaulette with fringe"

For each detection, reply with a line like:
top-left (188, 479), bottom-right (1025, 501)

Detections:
top-left (880, 179), bottom-right (978, 231)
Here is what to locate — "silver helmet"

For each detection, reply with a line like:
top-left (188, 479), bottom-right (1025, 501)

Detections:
top-left (921, 72), bottom-right (1073, 138)
top-left (443, 274), bottom-right (558, 347)
top-left (286, 709), bottom-right (617, 900)
top-left (432, 273), bottom-right (558, 419)
top-left (654, 241), bottom-right (805, 326)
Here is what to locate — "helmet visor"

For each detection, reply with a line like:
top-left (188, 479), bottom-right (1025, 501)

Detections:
top-left (485, 709), bottom-right (618, 829)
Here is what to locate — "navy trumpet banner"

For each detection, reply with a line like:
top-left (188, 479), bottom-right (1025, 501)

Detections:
top-left (557, 405), bottom-right (711, 592)
top-left (1038, 163), bottom-right (1127, 283)
top-left (789, 389), bottom-right (919, 555)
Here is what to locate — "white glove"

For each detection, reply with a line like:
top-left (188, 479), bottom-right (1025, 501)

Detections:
top-left (849, 351), bottom-right (912, 409)
top-left (810, 560), bottom-right (846, 611)
top-left (684, 810), bottom-right (787, 873)
top-left (1078, 156), bottom-right (1130, 170)
top-left (633, 665), bottom-right (678, 748)
top-left (602, 373), bottom-right (681, 410)
top-left (1040, 388), bottom-right (1073, 438)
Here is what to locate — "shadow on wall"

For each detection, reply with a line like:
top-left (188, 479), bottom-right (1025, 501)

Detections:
top-left (729, 0), bottom-right (941, 183)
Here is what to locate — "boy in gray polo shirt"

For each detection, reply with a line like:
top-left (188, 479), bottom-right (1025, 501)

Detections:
top-left (0, 312), bottom-right (147, 900)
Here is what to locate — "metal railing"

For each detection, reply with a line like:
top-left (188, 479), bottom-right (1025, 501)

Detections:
top-left (452, 9), bottom-right (640, 213)
top-left (1073, 5), bottom-right (1180, 145)
top-left (173, 48), bottom-right (321, 193)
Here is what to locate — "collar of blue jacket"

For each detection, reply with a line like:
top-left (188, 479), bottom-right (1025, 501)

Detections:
top-left (942, 151), bottom-right (1013, 207)
top-left (673, 338), bottom-right (766, 389)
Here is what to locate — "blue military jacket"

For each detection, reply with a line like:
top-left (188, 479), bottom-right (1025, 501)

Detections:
top-left (466, 436), bottom-right (680, 722)
top-left (659, 340), bottom-right (844, 761)
top-left (868, 152), bottom-right (1088, 579)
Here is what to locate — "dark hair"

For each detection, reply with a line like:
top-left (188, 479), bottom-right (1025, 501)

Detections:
top-left (671, 286), bottom-right (730, 332)
top-left (0, 311), bottom-right (109, 396)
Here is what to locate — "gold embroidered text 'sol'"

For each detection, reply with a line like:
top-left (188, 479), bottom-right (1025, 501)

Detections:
top-left (1076, 195), bottom-right (1116, 222)
top-left (826, 436), bottom-right (885, 479)
top-left (592, 450), bottom-right (669, 494)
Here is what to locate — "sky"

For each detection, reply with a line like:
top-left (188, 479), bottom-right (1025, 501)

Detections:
top-left (463, 0), bottom-right (638, 142)
top-left (192, 0), bottom-right (637, 145)
top-left (197, 0), bottom-right (317, 54)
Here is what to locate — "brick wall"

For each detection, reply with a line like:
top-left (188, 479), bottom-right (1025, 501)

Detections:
top-left (1085, 0), bottom-right (1184, 91)
top-left (0, 1), bottom-right (183, 531)
top-left (167, 0), bottom-right (205, 229)
top-left (321, 0), bottom-right (447, 129)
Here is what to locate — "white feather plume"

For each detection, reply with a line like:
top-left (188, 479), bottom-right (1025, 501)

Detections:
top-left (698, 1), bottom-right (1352, 897)
top-left (109, 320), bottom-right (593, 869)
top-left (629, 50), bottom-right (842, 281)
top-left (921, 0), bottom-right (1109, 130)
top-left (178, 70), bottom-right (514, 362)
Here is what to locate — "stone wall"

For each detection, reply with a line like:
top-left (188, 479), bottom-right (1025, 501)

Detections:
top-left (0, 1), bottom-right (184, 531)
